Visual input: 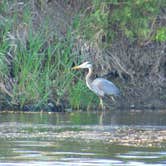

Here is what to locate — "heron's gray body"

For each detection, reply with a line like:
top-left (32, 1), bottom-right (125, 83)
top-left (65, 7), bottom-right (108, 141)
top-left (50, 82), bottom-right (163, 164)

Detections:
top-left (91, 78), bottom-right (120, 97)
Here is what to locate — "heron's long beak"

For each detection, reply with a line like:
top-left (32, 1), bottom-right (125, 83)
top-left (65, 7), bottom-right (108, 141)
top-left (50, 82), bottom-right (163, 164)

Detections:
top-left (72, 65), bottom-right (81, 70)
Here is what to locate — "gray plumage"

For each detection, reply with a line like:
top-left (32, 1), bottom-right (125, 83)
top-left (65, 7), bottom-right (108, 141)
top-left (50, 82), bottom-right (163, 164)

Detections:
top-left (91, 78), bottom-right (120, 97)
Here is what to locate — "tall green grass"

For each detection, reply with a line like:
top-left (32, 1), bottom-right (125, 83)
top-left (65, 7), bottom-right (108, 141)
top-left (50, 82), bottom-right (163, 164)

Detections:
top-left (12, 27), bottom-right (78, 109)
top-left (0, 1), bottom-right (98, 110)
top-left (69, 81), bottom-right (98, 110)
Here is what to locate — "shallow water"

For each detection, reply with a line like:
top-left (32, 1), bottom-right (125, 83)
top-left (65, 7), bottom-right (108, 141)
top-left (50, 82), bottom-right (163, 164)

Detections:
top-left (0, 111), bottom-right (166, 166)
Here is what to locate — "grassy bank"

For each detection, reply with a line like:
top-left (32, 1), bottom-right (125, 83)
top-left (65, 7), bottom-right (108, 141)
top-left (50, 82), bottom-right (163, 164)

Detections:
top-left (0, 1), bottom-right (165, 111)
top-left (0, 1), bottom-right (97, 111)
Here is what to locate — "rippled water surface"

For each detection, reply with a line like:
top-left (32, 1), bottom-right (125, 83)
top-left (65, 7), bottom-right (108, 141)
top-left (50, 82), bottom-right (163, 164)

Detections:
top-left (0, 111), bottom-right (166, 166)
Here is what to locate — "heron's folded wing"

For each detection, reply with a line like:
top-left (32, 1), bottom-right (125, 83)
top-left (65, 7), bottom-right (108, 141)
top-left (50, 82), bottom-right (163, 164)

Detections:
top-left (92, 78), bottom-right (120, 96)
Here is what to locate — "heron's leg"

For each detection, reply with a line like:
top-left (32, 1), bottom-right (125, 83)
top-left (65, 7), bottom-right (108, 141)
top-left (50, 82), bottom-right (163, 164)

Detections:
top-left (99, 111), bottom-right (105, 125)
top-left (99, 97), bottom-right (105, 110)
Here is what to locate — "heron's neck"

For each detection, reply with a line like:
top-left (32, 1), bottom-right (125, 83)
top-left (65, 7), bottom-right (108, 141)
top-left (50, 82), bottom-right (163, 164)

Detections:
top-left (86, 68), bottom-right (93, 90)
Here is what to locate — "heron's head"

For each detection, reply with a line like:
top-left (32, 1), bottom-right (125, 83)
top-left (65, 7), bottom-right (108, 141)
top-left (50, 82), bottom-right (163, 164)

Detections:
top-left (72, 61), bottom-right (92, 70)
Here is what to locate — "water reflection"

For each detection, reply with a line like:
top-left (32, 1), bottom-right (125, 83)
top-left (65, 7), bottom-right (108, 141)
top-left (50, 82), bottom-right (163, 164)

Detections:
top-left (0, 111), bottom-right (166, 126)
top-left (0, 111), bottom-right (165, 166)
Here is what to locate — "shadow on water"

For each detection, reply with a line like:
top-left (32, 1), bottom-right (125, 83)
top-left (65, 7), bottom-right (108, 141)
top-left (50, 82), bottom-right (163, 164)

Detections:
top-left (0, 110), bottom-right (166, 166)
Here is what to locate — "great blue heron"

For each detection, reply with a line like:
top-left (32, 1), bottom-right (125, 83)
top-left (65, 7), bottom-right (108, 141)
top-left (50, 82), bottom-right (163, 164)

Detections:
top-left (72, 61), bottom-right (120, 109)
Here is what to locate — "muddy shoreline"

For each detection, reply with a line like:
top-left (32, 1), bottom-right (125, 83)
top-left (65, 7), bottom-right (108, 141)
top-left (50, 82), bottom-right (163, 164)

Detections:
top-left (1, 125), bottom-right (165, 148)
top-left (57, 130), bottom-right (166, 148)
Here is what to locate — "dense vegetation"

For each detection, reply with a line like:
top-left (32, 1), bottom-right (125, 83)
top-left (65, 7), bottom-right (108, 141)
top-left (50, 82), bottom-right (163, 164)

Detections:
top-left (0, 0), bottom-right (165, 111)
top-left (77, 0), bottom-right (166, 44)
